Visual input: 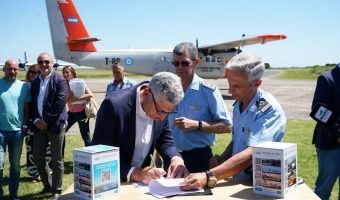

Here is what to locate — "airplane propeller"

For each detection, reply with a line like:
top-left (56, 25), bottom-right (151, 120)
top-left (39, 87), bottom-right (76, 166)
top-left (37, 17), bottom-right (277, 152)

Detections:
top-left (53, 59), bottom-right (60, 70)
top-left (18, 51), bottom-right (28, 71)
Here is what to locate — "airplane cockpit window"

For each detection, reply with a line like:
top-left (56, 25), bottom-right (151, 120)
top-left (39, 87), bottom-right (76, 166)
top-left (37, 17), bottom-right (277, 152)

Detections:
top-left (206, 57), bottom-right (210, 62)
top-left (211, 57), bottom-right (216, 62)
top-left (217, 58), bottom-right (221, 62)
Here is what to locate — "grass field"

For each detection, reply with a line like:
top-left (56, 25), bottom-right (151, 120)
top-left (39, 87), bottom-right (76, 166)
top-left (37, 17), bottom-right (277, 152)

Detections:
top-left (273, 66), bottom-right (334, 80)
top-left (1, 66), bottom-right (338, 199)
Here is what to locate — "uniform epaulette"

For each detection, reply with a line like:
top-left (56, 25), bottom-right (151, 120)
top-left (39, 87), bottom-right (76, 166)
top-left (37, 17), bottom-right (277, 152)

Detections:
top-left (255, 98), bottom-right (272, 113)
top-left (201, 80), bottom-right (216, 90)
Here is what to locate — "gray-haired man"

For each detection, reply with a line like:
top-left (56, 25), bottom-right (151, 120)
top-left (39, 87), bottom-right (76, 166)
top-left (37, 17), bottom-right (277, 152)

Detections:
top-left (92, 72), bottom-right (189, 185)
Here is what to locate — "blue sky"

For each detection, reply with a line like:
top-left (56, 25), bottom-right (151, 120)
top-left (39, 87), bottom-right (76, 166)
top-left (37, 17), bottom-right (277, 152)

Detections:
top-left (1, 0), bottom-right (339, 68)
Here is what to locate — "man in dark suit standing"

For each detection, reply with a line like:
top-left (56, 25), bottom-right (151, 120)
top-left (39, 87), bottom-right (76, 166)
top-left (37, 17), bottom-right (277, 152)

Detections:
top-left (91, 72), bottom-right (189, 185)
top-left (30, 53), bottom-right (68, 200)
top-left (311, 64), bottom-right (340, 200)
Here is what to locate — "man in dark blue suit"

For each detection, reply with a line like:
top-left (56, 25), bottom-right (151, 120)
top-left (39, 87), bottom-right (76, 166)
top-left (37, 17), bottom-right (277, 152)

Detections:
top-left (91, 72), bottom-right (189, 185)
top-left (311, 64), bottom-right (340, 200)
top-left (30, 53), bottom-right (68, 200)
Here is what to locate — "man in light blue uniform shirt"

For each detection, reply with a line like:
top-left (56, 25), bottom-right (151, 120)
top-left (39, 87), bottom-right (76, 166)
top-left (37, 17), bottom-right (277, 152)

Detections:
top-left (105, 62), bottom-right (137, 96)
top-left (169, 42), bottom-right (232, 173)
top-left (231, 88), bottom-right (286, 178)
top-left (180, 52), bottom-right (286, 191)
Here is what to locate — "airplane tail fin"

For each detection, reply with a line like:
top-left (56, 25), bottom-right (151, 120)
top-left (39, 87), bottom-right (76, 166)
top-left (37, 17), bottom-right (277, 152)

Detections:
top-left (45, 0), bottom-right (100, 63)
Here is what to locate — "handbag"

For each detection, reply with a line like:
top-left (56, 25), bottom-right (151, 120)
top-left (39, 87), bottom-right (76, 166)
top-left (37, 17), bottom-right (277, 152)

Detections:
top-left (84, 98), bottom-right (98, 122)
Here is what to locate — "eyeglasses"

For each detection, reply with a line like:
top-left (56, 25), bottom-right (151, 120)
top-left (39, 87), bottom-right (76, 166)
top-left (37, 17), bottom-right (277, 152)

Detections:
top-left (29, 70), bottom-right (40, 74)
top-left (149, 89), bottom-right (178, 114)
top-left (38, 60), bottom-right (51, 65)
top-left (172, 60), bottom-right (192, 67)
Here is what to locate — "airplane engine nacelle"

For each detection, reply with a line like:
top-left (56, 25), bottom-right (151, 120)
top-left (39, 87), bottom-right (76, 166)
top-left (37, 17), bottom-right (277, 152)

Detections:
top-left (19, 63), bottom-right (26, 70)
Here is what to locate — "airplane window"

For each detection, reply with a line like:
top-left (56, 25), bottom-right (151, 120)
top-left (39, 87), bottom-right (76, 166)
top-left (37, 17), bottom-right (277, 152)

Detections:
top-left (206, 57), bottom-right (210, 62)
top-left (211, 57), bottom-right (216, 62)
top-left (217, 58), bottom-right (221, 62)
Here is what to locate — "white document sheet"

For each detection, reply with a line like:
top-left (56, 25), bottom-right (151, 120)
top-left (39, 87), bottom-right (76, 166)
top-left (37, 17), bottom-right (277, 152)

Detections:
top-left (69, 79), bottom-right (86, 104)
top-left (133, 178), bottom-right (204, 198)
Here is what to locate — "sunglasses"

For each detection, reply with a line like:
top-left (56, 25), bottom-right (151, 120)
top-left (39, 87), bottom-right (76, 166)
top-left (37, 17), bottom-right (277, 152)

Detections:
top-left (38, 60), bottom-right (51, 65)
top-left (29, 70), bottom-right (40, 74)
top-left (149, 89), bottom-right (178, 114)
top-left (172, 60), bottom-right (192, 67)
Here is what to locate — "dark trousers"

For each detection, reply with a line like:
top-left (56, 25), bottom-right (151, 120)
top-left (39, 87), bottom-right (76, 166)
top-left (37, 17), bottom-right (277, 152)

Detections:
top-left (66, 110), bottom-right (91, 146)
top-left (63, 110), bottom-right (92, 157)
top-left (180, 146), bottom-right (212, 173)
top-left (25, 130), bottom-right (52, 177)
top-left (33, 128), bottom-right (65, 193)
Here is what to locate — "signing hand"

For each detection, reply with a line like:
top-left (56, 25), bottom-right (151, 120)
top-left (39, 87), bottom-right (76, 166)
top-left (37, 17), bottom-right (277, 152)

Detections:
top-left (180, 172), bottom-right (207, 191)
top-left (133, 166), bottom-right (166, 185)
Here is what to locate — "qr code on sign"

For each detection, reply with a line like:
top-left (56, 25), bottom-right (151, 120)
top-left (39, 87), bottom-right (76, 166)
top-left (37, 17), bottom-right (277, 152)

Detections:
top-left (255, 180), bottom-right (262, 187)
top-left (255, 158), bottom-right (261, 164)
top-left (101, 170), bottom-right (111, 182)
top-left (255, 165), bottom-right (262, 172)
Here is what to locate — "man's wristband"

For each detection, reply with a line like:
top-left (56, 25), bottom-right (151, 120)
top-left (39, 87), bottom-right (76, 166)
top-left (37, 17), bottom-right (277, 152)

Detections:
top-left (197, 121), bottom-right (202, 130)
top-left (22, 125), bottom-right (28, 129)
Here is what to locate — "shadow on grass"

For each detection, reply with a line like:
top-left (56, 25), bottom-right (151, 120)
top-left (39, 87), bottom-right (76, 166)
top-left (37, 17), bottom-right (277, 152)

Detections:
top-left (64, 161), bottom-right (73, 175)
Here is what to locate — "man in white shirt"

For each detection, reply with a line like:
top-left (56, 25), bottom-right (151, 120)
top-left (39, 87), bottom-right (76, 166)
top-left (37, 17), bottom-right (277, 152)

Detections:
top-left (92, 72), bottom-right (189, 185)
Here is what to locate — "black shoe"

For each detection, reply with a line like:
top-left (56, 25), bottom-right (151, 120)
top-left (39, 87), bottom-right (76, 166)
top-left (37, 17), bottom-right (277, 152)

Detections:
top-left (51, 192), bottom-right (61, 200)
top-left (41, 186), bottom-right (53, 194)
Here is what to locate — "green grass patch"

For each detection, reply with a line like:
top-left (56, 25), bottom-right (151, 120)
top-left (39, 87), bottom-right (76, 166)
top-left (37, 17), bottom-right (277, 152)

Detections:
top-left (273, 66), bottom-right (334, 80)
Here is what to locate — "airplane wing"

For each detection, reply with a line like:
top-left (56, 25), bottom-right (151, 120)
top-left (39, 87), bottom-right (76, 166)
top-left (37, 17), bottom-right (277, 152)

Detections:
top-left (198, 33), bottom-right (287, 55)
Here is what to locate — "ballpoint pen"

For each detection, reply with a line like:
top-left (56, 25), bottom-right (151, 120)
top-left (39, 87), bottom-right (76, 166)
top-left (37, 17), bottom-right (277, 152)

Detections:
top-left (150, 154), bottom-right (157, 168)
top-left (150, 154), bottom-right (165, 179)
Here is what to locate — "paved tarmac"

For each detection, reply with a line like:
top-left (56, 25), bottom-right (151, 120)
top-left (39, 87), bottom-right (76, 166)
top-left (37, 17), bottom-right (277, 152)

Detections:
top-left (66, 70), bottom-right (316, 135)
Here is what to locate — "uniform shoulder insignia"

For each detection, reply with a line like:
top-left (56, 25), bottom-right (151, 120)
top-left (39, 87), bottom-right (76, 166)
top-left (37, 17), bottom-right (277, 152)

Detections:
top-left (255, 98), bottom-right (272, 113)
top-left (201, 80), bottom-right (216, 90)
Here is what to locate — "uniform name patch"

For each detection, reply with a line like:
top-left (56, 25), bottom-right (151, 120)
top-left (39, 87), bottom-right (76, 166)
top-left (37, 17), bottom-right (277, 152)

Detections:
top-left (256, 98), bottom-right (272, 113)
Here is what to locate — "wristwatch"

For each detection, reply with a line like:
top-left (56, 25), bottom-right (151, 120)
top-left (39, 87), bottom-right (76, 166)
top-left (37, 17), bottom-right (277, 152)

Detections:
top-left (197, 120), bottom-right (202, 130)
top-left (205, 170), bottom-right (217, 188)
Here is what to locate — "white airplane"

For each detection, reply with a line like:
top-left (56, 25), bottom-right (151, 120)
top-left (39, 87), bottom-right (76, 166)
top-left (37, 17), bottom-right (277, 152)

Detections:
top-left (0, 51), bottom-right (78, 71)
top-left (45, 0), bottom-right (287, 79)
